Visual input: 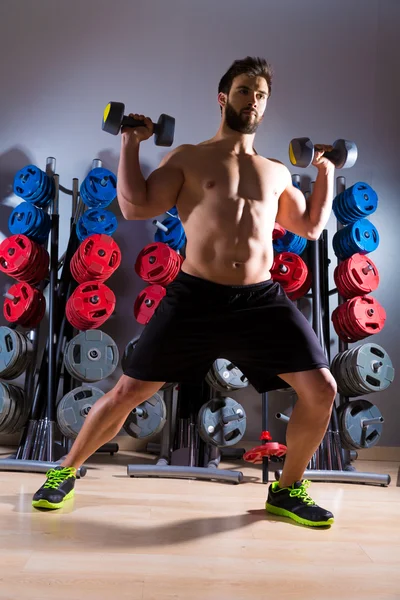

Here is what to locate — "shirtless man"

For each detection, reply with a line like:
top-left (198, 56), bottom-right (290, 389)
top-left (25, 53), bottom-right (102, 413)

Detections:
top-left (32, 57), bottom-right (337, 527)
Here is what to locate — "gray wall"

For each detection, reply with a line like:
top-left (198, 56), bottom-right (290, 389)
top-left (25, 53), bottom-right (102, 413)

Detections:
top-left (0, 0), bottom-right (399, 446)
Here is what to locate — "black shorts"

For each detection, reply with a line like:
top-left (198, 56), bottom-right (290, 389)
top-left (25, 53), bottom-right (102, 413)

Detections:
top-left (123, 271), bottom-right (330, 393)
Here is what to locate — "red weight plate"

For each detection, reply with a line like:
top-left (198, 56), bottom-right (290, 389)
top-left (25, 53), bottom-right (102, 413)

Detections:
top-left (334, 253), bottom-right (379, 298)
top-left (348, 295), bottom-right (386, 338)
top-left (135, 242), bottom-right (182, 285)
top-left (273, 222), bottom-right (286, 240)
top-left (66, 281), bottom-right (116, 330)
top-left (71, 234), bottom-right (121, 283)
top-left (0, 235), bottom-right (49, 285)
top-left (0, 235), bottom-right (33, 276)
top-left (243, 442), bottom-right (287, 464)
top-left (3, 282), bottom-right (45, 328)
top-left (271, 252), bottom-right (308, 296)
top-left (134, 284), bottom-right (166, 324)
top-left (288, 269), bottom-right (312, 301)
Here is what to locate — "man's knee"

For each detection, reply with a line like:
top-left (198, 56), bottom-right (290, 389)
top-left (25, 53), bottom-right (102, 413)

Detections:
top-left (111, 375), bottom-right (164, 409)
top-left (287, 368), bottom-right (337, 407)
top-left (309, 371), bottom-right (337, 406)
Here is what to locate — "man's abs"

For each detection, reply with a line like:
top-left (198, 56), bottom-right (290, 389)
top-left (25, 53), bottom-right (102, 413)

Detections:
top-left (174, 144), bottom-right (288, 285)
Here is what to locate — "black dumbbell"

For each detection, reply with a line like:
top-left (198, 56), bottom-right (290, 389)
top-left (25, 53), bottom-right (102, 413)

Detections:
top-left (289, 137), bottom-right (358, 169)
top-left (102, 101), bottom-right (175, 147)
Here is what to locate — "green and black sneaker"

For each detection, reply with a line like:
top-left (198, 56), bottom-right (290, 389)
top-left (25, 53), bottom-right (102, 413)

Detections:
top-left (32, 466), bottom-right (77, 510)
top-left (265, 479), bottom-right (334, 527)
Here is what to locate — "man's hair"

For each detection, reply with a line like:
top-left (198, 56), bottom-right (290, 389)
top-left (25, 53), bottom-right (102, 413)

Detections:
top-left (218, 56), bottom-right (273, 98)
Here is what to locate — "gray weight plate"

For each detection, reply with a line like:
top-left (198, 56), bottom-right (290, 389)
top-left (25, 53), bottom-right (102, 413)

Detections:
top-left (341, 399), bottom-right (383, 450)
top-left (205, 367), bottom-right (216, 388)
top-left (197, 396), bottom-right (247, 447)
top-left (64, 330), bottom-right (119, 382)
top-left (340, 349), bottom-right (361, 396)
top-left (57, 385), bottom-right (104, 438)
top-left (332, 350), bottom-right (357, 397)
top-left (123, 393), bottom-right (166, 439)
top-left (0, 327), bottom-right (20, 377)
top-left (9, 385), bottom-right (28, 433)
top-left (0, 382), bottom-right (12, 432)
top-left (212, 359), bottom-right (249, 391)
top-left (206, 364), bottom-right (226, 393)
top-left (122, 336), bottom-right (174, 391)
top-left (2, 383), bottom-right (20, 434)
top-left (7, 384), bottom-right (24, 433)
top-left (349, 344), bottom-right (394, 393)
top-left (337, 403), bottom-right (356, 450)
top-left (0, 383), bottom-right (22, 434)
top-left (0, 327), bottom-right (30, 379)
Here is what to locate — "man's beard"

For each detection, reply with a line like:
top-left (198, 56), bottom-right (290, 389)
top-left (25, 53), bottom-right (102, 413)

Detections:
top-left (224, 102), bottom-right (261, 134)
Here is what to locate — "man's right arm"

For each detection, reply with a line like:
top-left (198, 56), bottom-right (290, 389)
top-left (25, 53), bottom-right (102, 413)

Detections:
top-left (117, 137), bottom-right (186, 220)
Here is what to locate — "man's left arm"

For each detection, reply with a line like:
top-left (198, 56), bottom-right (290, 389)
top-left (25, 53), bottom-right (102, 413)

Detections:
top-left (275, 146), bottom-right (335, 240)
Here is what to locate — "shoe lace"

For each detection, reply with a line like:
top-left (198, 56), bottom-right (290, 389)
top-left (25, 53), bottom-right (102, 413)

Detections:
top-left (44, 468), bottom-right (76, 489)
top-left (288, 479), bottom-right (315, 505)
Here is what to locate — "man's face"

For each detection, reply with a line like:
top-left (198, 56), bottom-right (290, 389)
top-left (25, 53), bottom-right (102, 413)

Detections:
top-left (221, 74), bottom-right (269, 134)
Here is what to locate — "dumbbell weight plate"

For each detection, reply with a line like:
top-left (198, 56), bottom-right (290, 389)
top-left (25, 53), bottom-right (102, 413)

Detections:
top-left (57, 385), bottom-right (104, 438)
top-left (155, 114), bottom-right (175, 147)
top-left (197, 397), bottom-right (247, 447)
top-left (331, 139), bottom-right (358, 169)
top-left (123, 393), bottom-right (166, 439)
top-left (102, 102), bottom-right (125, 135)
top-left (64, 330), bottom-right (119, 383)
top-left (289, 137), bottom-right (314, 168)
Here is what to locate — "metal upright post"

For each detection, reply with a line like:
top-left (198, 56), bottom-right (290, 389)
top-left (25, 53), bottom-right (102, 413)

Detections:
top-left (45, 159), bottom-right (59, 462)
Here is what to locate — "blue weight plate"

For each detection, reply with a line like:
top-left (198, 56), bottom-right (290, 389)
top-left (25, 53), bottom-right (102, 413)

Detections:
top-left (166, 206), bottom-right (179, 218)
top-left (332, 230), bottom-right (348, 259)
top-left (81, 168), bottom-right (117, 207)
top-left (9, 202), bottom-right (36, 235)
top-left (24, 171), bottom-right (46, 203)
top-left (350, 219), bottom-right (379, 254)
top-left (79, 178), bottom-right (112, 209)
top-left (9, 202), bottom-right (50, 242)
top-left (346, 183), bottom-right (378, 220)
top-left (79, 180), bottom-right (91, 206)
top-left (29, 173), bottom-right (53, 208)
top-left (273, 231), bottom-right (291, 252)
top-left (81, 208), bottom-right (118, 237)
top-left (273, 231), bottom-right (307, 255)
top-left (13, 165), bottom-right (43, 200)
top-left (76, 218), bottom-right (88, 242)
top-left (293, 236), bottom-right (307, 255)
top-left (333, 193), bottom-right (348, 225)
top-left (165, 226), bottom-right (186, 251)
top-left (154, 216), bottom-right (185, 250)
top-left (82, 208), bottom-right (118, 235)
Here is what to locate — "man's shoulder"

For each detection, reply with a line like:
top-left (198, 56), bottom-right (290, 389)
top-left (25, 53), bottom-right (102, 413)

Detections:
top-left (265, 157), bottom-right (286, 168)
top-left (160, 144), bottom-right (196, 167)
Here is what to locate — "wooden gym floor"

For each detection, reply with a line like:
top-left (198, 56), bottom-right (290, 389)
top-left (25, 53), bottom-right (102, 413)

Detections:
top-left (0, 449), bottom-right (399, 600)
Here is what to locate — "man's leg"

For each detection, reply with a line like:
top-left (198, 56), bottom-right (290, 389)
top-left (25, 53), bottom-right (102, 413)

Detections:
top-left (265, 367), bottom-right (336, 527)
top-left (60, 375), bottom-right (165, 470)
top-left (32, 375), bottom-right (164, 509)
top-left (277, 367), bottom-right (336, 487)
